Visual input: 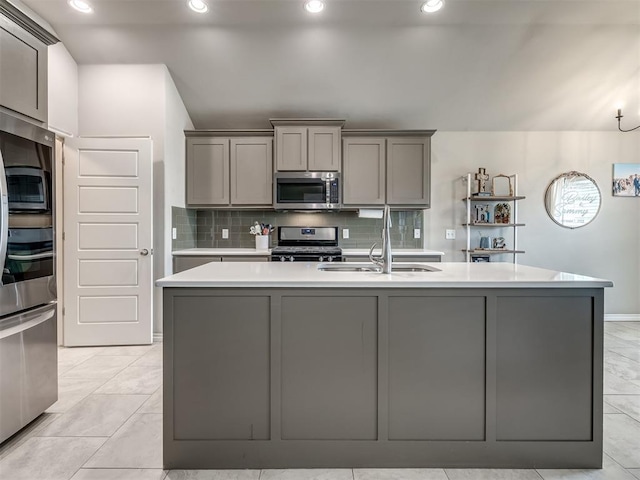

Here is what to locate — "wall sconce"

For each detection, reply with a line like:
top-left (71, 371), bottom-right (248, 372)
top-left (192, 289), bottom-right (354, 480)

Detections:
top-left (616, 109), bottom-right (640, 132)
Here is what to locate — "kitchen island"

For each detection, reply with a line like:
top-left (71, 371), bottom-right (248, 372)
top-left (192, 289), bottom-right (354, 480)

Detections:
top-left (157, 261), bottom-right (612, 470)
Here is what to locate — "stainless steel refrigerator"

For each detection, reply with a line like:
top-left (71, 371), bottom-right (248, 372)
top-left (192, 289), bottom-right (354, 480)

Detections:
top-left (0, 111), bottom-right (57, 444)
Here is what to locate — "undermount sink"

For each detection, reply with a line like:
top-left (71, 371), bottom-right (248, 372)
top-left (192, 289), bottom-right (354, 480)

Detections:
top-left (317, 263), bottom-right (441, 273)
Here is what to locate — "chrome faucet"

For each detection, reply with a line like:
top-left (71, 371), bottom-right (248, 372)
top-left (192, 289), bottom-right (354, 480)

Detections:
top-left (369, 205), bottom-right (393, 273)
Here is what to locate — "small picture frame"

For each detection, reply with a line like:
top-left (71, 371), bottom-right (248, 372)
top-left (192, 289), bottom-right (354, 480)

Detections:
top-left (493, 203), bottom-right (511, 224)
top-left (491, 174), bottom-right (514, 197)
top-left (474, 204), bottom-right (491, 223)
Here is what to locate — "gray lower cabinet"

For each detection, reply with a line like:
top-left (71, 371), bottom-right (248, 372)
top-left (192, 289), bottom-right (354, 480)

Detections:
top-left (342, 134), bottom-right (431, 208)
top-left (0, 14), bottom-right (48, 123)
top-left (173, 255), bottom-right (269, 273)
top-left (164, 287), bottom-right (603, 469)
top-left (343, 255), bottom-right (442, 263)
top-left (220, 256), bottom-right (269, 262)
top-left (186, 135), bottom-right (273, 207)
top-left (172, 256), bottom-right (221, 273)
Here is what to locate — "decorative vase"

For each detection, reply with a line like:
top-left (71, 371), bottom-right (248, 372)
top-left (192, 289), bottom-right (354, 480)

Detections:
top-left (255, 235), bottom-right (270, 250)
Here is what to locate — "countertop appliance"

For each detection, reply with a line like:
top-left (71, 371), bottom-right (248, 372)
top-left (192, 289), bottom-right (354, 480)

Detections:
top-left (274, 172), bottom-right (341, 211)
top-left (271, 226), bottom-right (342, 262)
top-left (0, 111), bottom-right (57, 444)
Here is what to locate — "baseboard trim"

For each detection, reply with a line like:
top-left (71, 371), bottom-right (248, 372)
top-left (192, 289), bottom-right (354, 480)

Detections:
top-left (153, 333), bottom-right (163, 342)
top-left (605, 314), bottom-right (640, 322)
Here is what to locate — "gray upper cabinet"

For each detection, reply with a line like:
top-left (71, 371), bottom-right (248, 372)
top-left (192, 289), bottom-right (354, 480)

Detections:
top-left (307, 126), bottom-right (341, 171)
top-left (186, 137), bottom-right (230, 205)
top-left (186, 134), bottom-right (274, 207)
top-left (342, 137), bottom-right (386, 205)
top-left (0, 13), bottom-right (53, 123)
top-left (386, 137), bottom-right (429, 205)
top-left (342, 131), bottom-right (434, 208)
top-left (230, 137), bottom-right (273, 205)
top-left (272, 119), bottom-right (344, 172)
top-left (275, 126), bottom-right (307, 171)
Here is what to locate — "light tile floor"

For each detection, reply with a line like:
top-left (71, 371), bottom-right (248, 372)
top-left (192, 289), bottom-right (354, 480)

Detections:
top-left (1, 322), bottom-right (640, 480)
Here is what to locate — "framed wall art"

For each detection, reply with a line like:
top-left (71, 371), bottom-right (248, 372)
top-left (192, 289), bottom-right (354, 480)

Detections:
top-left (612, 163), bottom-right (640, 197)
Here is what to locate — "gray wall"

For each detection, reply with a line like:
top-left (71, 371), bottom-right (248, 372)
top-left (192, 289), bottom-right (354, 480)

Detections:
top-left (78, 64), bottom-right (194, 336)
top-left (426, 132), bottom-right (639, 316)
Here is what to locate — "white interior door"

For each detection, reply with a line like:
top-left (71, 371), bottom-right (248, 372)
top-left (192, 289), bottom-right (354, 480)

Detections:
top-left (63, 137), bottom-right (153, 346)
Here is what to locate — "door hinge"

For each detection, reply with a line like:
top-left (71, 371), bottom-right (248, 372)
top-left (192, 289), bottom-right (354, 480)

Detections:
top-left (62, 307), bottom-right (65, 316)
top-left (62, 232), bottom-right (65, 241)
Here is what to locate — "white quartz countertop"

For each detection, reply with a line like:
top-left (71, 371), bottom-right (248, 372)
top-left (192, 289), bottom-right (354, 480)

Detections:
top-left (156, 261), bottom-right (613, 289)
top-left (172, 248), bottom-right (271, 256)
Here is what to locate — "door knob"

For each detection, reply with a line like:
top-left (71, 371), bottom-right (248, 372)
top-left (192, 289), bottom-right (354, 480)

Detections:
top-left (140, 249), bottom-right (149, 256)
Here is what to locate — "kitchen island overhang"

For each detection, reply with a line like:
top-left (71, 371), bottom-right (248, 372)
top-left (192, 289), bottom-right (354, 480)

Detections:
top-left (158, 262), bottom-right (613, 469)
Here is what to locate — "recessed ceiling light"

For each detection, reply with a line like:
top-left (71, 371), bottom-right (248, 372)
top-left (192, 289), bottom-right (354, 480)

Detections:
top-left (304, 0), bottom-right (325, 13)
top-left (68, 0), bottom-right (92, 13)
top-left (188, 0), bottom-right (208, 13)
top-left (421, 0), bottom-right (444, 13)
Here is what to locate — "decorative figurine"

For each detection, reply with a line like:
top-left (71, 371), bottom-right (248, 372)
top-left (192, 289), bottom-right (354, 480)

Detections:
top-left (493, 237), bottom-right (506, 249)
top-left (474, 168), bottom-right (490, 196)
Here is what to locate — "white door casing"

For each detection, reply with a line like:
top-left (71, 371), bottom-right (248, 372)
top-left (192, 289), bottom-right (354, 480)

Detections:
top-left (63, 137), bottom-right (153, 346)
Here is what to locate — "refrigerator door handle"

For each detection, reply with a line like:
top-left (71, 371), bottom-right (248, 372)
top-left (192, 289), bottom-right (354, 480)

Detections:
top-left (0, 148), bottom-right (8, 286)
top-left (0, 303), bottom-right (56, 340)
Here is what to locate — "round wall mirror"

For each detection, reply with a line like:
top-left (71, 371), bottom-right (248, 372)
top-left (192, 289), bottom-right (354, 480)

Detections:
top-left (544, 171), bottom-right (601, 229)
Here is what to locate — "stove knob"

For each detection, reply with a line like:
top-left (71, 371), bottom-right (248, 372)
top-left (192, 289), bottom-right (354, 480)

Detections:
top-left (280, 256), bottom-right (285, 262)
top-left (289, 256), bottom-right (294, 262)
top-left (319, 256), bottom-right (324, 262)
top-left (328, 256), bottom-right (334, 262)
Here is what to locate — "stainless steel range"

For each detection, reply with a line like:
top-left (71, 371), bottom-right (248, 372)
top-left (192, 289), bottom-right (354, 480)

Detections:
top-left (271, 226), bottom-right (342, 262)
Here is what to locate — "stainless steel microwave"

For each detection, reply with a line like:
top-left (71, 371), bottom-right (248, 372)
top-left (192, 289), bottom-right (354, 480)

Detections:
top-left (274, 172), bottom-right (341, 210)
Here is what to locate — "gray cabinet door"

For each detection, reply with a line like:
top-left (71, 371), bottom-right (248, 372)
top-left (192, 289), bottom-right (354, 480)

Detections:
top-left (342, 137), bottom-right (386, 205)
top-left (308, 126), bottom-right (341, 171)
top-left (0, 16), bottom-right (47, 123)
top-left (392, 255), bottom-right (442, 263)
top-left (386, 137), bottom-right (429, 206)
top-left (275, 126), bottom-right (307, 171)
top-left (221, 256), bottom-right (270, 262)
top-left (230, 137), bottom-right (273, 205)
top-left (186, 137), bottom-right (230, 205)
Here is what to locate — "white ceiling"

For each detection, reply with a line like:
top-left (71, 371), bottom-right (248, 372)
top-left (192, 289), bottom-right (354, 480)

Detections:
top-left (16, 0), bottom-right (640, 130)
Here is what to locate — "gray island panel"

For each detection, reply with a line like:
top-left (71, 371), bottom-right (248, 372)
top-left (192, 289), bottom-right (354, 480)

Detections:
top-left (496, 295), bottom-right (594, 441)
top-left (172, 295), bottom-right (271, 441)
top-left (162, 282), bottom-right (605, 469)
top-left (388, 295), bottom-right (486, 441)
top-left (281, 295), bottom-right (378, 440)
